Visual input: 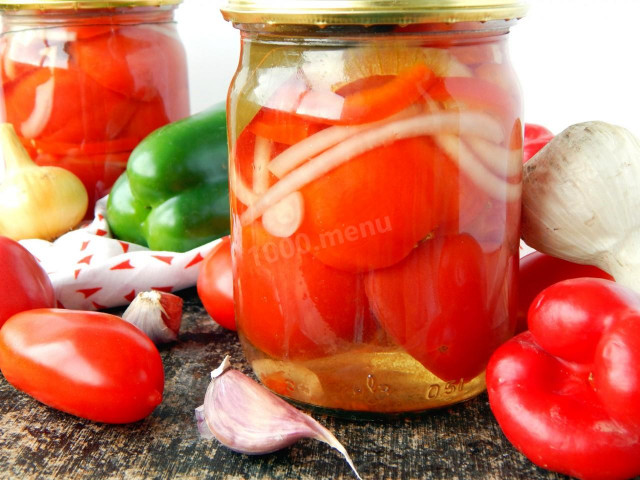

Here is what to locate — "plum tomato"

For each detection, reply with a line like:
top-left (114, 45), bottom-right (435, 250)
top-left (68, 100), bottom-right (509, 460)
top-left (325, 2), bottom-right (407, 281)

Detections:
top-left (234, 224), bottom-right (377, 360)
top-left (0, 236), bottom-right (56, 327)
top-left (299, 136), bottom-right (460, 272)
top-left (365, 233), bottom-right (495, 381)
top-left (197, 236), bottom-right (236, 331)
top-left (0, 309), bottom-right (164, 423)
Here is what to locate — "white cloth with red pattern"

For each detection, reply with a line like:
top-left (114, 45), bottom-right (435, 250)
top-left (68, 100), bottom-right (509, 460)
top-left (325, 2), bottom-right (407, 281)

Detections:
top-left (20, 196), bottom-right (221, 310)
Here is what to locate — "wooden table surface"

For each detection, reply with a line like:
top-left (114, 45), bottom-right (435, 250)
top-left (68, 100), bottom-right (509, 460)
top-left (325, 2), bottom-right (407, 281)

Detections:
top-left (0, 287), bottom-right (568, 480)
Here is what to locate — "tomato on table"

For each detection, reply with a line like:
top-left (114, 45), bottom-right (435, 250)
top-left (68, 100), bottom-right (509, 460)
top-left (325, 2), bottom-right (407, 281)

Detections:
top-left (198, 236), bottom-right (236, 331)
top-left (234, 224), bottom-right (377, 360)
top-left (366, 233), bottom-right (496, 381)
top-left (299, 136), bottom-right (460, 271)
top-left (0, 236), bottom-right (56, 327)
top-left (0, 309), bottom-right (164, 424)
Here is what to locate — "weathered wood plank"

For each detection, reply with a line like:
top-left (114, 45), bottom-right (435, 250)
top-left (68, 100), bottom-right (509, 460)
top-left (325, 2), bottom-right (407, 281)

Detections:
top-left (0, 288), bottom-right (565, 480)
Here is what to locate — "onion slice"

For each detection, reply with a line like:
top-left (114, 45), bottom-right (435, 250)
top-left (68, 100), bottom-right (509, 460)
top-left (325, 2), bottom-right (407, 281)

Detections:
top-left (261, 191), bottom-right (304, 238)
top-left (242, 111), bottom-right (504, 226)
top-left (435, 134), bottom-right (522, 202)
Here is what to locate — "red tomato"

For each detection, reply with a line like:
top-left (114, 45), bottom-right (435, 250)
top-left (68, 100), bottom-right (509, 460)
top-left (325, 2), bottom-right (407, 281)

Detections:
top-left (234, 224), bottom-right (377, 360)
top-left (0, 309), bottom-right (164, 423)
top-left (366, 234), bottom-right (497, 381)
top-left (0, 236), bottom-right (56, 327)
top-left (517, 251), bottom-right (613, 333)
top-left (4, 66), bottom-right (136, 143)
top-left (68, 26), bottom-right (188, 103)
top-left (299, 137), bottom-right (460, 271)
top-left (197, 236), bottom-right (236, 331)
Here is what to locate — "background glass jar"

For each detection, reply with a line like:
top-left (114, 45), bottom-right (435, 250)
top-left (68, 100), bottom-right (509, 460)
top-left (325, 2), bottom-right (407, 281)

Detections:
top-left (0, 0), bottom-right (189, 212)
top-left (223, 0), bottom-right (527, 415)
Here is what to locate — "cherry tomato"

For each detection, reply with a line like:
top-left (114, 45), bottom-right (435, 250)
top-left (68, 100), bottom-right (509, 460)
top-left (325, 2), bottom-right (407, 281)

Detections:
top-left (366, 234), bottom-right (496, 381)
top-left (197, 236), bottom-right (236, 331)
top-left (0, 309), bottom-right (164, 424)
top-left (0, 236), bottom-right (56, 327)
top-left (300, 136), bottom-right (460, 271)
top-left (234, 224), bottom-right (377, 360)
top-left (517, 251), bottom-right (613, 333)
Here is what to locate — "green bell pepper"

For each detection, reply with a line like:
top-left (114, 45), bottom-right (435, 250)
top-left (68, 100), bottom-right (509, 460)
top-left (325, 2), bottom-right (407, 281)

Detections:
top-left (107, 103), bottom-right (230, 252)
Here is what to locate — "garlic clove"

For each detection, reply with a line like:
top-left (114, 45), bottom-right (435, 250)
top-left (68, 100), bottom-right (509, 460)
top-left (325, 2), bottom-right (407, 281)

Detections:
top-left (121, 290), bottom-right (183, 344)
top-left (196, 356), bottom-right (362, 480)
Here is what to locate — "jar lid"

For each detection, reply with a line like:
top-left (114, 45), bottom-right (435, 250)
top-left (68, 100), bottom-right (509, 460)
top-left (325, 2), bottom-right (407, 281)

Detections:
top-left (221, 0), bottom-right (528, 25)
top-left (0, 0), bottom-right (181, 10)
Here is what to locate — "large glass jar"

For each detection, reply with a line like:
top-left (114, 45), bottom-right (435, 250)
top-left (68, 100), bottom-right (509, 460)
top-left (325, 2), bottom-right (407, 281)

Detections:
top-left (223, 0), bottom-right (527, 415)
top-left (0, 0), bottom-right (189, 212)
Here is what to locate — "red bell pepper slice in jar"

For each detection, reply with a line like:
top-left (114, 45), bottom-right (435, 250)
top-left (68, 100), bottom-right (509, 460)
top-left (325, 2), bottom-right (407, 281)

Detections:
top-left (366, 233), bottom-right (499, 381)
top-left (262, 62), bottom-right (436, 126)
top-left (235, 224), bottom-right (377, 360)
top-left (487, 278), bottom-right (640, 480)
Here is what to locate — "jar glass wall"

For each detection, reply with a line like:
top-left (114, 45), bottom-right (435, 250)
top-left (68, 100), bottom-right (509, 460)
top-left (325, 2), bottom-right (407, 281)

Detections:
top-left (227, 16), bottom-right (523, 415)
top-left (0, 4), bottom-right (190, 212)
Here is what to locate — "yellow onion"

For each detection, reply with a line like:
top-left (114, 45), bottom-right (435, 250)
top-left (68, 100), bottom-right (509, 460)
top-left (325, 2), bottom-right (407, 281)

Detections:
top-left (0, 123), bottom-right (88, 240)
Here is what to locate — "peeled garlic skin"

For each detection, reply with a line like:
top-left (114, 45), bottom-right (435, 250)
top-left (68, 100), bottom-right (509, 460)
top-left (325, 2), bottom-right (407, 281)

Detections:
top-left (0, 166), bottom-right (88, 241)
top-left (201, 368), bottom-right (328, 455)
top-left (521, 121), bottom-right (640, 291)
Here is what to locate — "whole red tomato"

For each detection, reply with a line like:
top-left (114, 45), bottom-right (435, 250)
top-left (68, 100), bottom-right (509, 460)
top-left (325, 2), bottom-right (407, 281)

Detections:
top-left (197, 236), bottom-right (236, 331)
top-left (366, 234), bottom-right (504, 381)
top-left (517, 251), bottom-right (613, 333)
top-left (235, 224), bottom-right (377, 360)
top-left (0, 309), bottom-right (164, 424)
top-left (0, 236), bottom-right (56, 327)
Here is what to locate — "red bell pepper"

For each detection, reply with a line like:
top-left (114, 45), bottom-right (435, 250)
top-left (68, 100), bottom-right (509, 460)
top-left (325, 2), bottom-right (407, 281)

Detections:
top-left (487, 278), bottom-right (640, 480)
top-left (517, 251), bottom-right (614, 333)
top-left (523, 123), bottom-right (553, 162)
top-left (0, 236), bottom-right (56, 327)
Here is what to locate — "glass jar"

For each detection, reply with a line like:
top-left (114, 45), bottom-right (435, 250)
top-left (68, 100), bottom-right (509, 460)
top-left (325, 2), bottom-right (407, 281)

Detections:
top-left (223, 0), bottom-right (527, 415)
top-left (0, 0), bottom-right (189, 212)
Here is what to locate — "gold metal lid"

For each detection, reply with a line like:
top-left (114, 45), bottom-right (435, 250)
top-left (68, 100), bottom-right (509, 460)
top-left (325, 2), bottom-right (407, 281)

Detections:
top-left (0, 0), bottom-right (181, 11)
top-left (221, 0), bottom-right (528, 25)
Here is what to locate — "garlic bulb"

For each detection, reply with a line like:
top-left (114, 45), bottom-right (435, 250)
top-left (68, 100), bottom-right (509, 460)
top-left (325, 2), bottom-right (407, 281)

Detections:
top-left (521, 121), bottom-right (640, 291)
top-left (196, 356), bottom-right (361, 479)
top-left (0, 123), bottom-right (88, 241)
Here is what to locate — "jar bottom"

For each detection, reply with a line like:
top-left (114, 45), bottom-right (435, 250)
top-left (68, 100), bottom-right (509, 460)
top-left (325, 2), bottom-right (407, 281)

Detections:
top-left (241, 338), bottom-right (487, 418)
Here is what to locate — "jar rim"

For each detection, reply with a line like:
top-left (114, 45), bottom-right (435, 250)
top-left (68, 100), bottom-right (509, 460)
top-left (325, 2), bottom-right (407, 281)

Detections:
top-left (221, 0), bottom-right (528, 25)
top-left (0, 0), bottom-right (181, 11)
